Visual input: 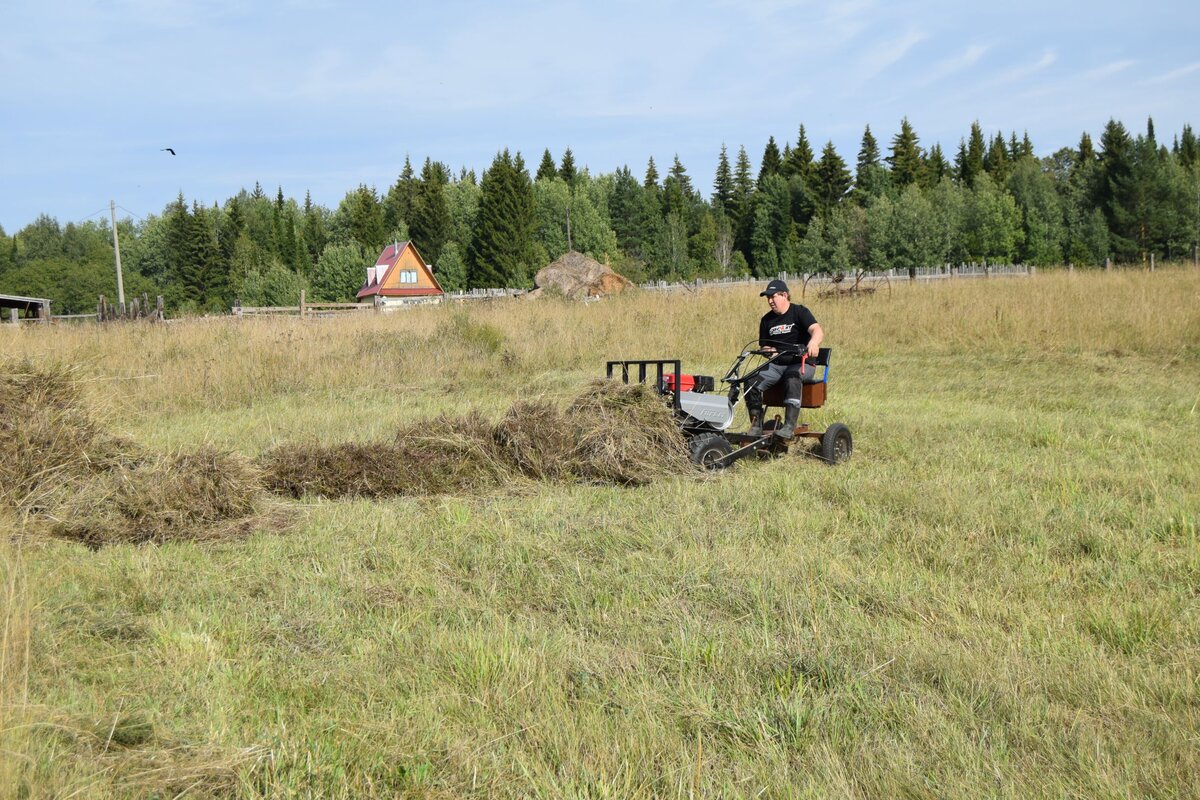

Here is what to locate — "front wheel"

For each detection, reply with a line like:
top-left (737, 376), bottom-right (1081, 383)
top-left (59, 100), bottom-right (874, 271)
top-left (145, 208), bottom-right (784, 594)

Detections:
top-left (689, 433), bottom-right (733, 470)
top-left (819, 423), bottom-right (852, 465)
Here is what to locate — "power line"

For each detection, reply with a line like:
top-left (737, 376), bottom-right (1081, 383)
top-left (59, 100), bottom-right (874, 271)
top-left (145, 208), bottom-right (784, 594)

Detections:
top-left (115, 205), bottom-right (148, 223)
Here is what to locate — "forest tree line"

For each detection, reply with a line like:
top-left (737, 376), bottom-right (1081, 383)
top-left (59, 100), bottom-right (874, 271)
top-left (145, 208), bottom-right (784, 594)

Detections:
top-left (1, 117), bottom-right (1197, 314)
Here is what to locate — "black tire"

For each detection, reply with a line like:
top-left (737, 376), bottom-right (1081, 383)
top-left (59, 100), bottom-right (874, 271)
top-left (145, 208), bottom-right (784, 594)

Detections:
top-left (819, 423), bottom-right (852, 464)
top-left (689, 433), bottom-right (734, 469)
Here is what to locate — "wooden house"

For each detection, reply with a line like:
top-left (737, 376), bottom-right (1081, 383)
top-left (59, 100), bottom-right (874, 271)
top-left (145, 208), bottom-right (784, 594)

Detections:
top-left (356, 241), bottom-right (444, 307)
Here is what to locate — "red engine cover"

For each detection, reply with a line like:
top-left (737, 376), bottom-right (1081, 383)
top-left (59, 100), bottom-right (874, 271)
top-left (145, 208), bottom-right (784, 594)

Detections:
top-left (661, 374), bottom-right (697, 392)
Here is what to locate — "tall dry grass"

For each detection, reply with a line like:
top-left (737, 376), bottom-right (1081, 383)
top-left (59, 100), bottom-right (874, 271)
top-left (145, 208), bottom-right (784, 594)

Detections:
top-left (2, 267), bottom-right (1195, 446)
top-left (0, 520), bottom-right (31, 797)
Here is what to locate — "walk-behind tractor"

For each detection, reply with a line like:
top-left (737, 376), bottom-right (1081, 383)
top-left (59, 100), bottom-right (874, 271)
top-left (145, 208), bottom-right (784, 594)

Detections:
top-left (606, 344), bottom-right (852, 469)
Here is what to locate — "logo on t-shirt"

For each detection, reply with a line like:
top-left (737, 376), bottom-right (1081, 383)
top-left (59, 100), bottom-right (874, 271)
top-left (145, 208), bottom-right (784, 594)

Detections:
top-left (768, 323), bottom-right (795, 336)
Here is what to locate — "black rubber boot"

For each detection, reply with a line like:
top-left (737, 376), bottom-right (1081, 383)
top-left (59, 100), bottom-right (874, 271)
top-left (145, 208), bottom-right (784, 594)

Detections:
top-left (746, 409), bottom-right (764, 437)
top-left (775, 405), bottom-right (801, 439)
top-left (745, 388), bottom-right (764, 436)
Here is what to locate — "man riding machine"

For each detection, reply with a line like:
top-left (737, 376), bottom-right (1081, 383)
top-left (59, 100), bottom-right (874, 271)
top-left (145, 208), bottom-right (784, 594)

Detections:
top-left (744, 279), bottom-right (823, 440)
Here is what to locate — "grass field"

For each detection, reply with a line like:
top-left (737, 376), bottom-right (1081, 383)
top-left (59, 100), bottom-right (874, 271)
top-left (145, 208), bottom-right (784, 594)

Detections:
top-left (2, 268), bottom-right (1198, 798)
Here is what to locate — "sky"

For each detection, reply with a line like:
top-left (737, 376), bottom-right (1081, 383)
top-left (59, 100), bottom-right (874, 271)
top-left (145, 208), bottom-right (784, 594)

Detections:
top-left (2, 0), bottom-right (1198, 233)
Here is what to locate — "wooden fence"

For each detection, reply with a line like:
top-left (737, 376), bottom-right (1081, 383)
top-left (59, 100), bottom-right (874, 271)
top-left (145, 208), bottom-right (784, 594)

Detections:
top-left (233, 291), bottom-right (376, 318)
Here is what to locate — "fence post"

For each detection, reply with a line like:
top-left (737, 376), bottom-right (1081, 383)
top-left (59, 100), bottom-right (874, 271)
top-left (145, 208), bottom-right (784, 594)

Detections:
top-left (9, 308), bottom-right (17, 324)
top-left (1104, 257), bottom-right (1112, 272)
top-left (41, 300), bottom-right (51, 324)
top-left (1150, 253), bottom-right (1155, 272)
top-left (299, 289), bottom-right (306, 318)
top-left (156, 296), bottom-right (165, 321)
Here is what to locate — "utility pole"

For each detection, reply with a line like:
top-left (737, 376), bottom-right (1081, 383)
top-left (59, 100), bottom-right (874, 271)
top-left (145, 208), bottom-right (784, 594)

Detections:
top-left (565, 203), bottom-right (572, 252)
top-left (110, 200), bottom-right (126, 313)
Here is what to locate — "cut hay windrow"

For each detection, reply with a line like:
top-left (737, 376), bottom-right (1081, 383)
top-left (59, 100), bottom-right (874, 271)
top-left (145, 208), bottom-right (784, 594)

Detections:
top-left (0, 361), bottom-right (143, 511)
top-left (46, 447), bottom-right (264, 547)
top-left (3, 360), bottom-right (697, 539)
top-left (259, 380), bottom-right (695, 500)
top-left (1, 360), bottom-right (270, 546)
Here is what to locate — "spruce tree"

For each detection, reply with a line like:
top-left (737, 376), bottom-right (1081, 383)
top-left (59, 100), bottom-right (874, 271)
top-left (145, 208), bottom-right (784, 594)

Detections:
top-left (887, 117), bottom-right (923, 189)
top-left (559, 148), bottom-right (577, 185)
top-left (609, 166), bottom-right (644, 257)
top-left (467, 150), bottom-right (537, 288)
top-left (984, 133), bottom-right (1011, 183)
top-left (782, 125), bottom-right (814, 182)
top-left (301, 191), bottom-right (326, 270)
top-left (854, 124), bottom-right (887, 201)
top-left (663, 154), bottom-right (695, 221)
top-left (410, 158), bottom-right (452, 265)
top-left (758, 136), bottom-right (783, 188)
top-left (221, 196), bottom-right (245, 270)
top-left (923, 143), bottom-right (950, 188)
top-left (1097, 119), bottom-right (1136, 259)
top-left (384, 157), bottom-right (419, 232)
top-left (1079, 132), bottom-right (1096, 164)
top-left (1179, 125), bottom-right (1199, 169)
top-left (730, 146), bottom-right (756, 255)
top-left (954, 140), bottom-right (970, 184)
top-left (644, 157), bottom-right (660, 189)
top-left (342, 185), bottom-right (387, 254)
top-left (958, 121), bottom-right (986, 185)
top-left (812, 141), bottom-right (852, 217)
top-left (272, 187), bottom-right (300, 270)
top-left (713, 144), bottom-right (733, 209)
top-left (536, 149), bottom-right (558, 181)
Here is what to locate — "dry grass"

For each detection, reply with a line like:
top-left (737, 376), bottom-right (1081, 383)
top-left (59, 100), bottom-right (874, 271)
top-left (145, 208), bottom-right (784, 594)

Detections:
top-left (260, 380), bottom-right (693, 499)
top-left (0, 361), bottom-right (270, 548)
top-left (0, 361), bottom-right (141, 515)
top-left (46, 446), bottom-right (266, 547)
top-left (0, 523), bottom-right (32, 799)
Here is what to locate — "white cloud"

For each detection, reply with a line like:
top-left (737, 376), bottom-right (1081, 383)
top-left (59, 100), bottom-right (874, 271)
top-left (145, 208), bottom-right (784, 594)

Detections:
top-left (986, 48), bottom-right (1057, 87)
top-left (1146, 61), bottom-right (1200, 84)
top-left (854, 28), bottom-right (927, 84)
top-left (914, 43), bottom-right (990, 87)
top-left (1082, 59), bottom-right (1135, 80)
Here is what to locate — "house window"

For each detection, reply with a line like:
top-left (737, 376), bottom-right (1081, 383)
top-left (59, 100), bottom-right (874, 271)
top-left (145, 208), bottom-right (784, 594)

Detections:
top-left (399, 270), bottom-right (417, 284)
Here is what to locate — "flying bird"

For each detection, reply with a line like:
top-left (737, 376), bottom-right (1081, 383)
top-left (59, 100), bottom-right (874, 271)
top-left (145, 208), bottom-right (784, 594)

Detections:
top-left (161, 147), bottom-right (176, 155)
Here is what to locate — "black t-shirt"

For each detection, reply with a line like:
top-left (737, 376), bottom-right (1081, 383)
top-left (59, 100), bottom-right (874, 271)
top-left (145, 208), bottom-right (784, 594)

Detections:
top-left (759, 303), bottom-right (818, 364)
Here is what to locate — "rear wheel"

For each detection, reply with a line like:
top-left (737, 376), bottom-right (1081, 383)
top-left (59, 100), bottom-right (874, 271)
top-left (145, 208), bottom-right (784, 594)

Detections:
top-left (689, 433), bottom-right (733, 469)
top-left (819, 423), bottom-right (852, 464)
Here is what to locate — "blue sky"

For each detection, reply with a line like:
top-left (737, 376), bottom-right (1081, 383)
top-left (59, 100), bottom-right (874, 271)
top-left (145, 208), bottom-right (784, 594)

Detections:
top-left (2, 0), bottom-right (1198, 233)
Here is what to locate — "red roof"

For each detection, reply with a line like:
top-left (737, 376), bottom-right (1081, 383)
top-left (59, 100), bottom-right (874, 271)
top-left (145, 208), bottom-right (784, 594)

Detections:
top-left (376, 241), bottom-right (407, 265)
top-left (356, 240), bottom-right (444, 299)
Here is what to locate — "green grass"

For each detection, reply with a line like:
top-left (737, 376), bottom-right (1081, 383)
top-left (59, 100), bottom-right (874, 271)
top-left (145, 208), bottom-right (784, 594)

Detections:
top-left (2, 269), bottom-right (1199, 797)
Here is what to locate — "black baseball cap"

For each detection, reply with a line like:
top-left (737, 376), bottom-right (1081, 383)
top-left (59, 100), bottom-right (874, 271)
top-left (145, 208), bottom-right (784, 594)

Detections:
top-left (760, 279), bottom-right (789, 297)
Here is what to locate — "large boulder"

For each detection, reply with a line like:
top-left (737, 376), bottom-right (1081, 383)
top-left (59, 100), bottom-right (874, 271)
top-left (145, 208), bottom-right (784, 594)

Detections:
top-left (534, 251), bottom-right (632, 300)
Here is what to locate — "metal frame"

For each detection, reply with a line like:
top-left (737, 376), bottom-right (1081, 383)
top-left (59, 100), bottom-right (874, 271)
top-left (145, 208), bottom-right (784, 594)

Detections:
top-left (606, 359), bottom-right (683, 412)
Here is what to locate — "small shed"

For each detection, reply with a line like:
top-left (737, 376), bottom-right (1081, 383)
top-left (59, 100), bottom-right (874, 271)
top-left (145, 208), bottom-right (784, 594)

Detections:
top-left (356, 241), bottom-right (444, 308)
top-left (534, 251), bottom-right (632, 300)
top-left (1, 294), bottom-right (52, 323)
